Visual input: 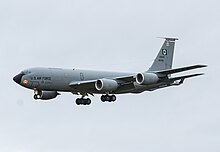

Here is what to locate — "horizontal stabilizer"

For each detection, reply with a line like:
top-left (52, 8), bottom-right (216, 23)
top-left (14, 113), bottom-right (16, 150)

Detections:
top-left (169, 73), bottom-right (204, 82)
top-left (157, 37), bottom-right (179, 41)
top-left (157, 65), bottom-right (207, 75)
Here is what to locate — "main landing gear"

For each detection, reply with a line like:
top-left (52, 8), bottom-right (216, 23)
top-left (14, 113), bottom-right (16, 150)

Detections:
top-left (75, 94), bottom-right (117, 105)
top-left (101, 94), bottom-right (116, 102)
top-left (75, 98), bottom-right (91, 105)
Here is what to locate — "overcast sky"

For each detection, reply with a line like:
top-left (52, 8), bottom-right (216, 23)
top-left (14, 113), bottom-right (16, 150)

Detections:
top-left (0, 0), bottom-right (219, 152)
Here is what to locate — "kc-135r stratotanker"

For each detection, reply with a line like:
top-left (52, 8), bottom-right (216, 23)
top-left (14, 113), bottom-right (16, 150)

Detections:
top-left (13, 38), bottom-right (206, 105)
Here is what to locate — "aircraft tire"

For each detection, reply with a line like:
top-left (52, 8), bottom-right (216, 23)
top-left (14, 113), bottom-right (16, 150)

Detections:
top-left (76, 98), bottom-right (81, 105)
top-left (106, 96), bottom-right (112, 102)
top-left (76, 98), bottom-right (91, 105)
top-left (101, 95), bottom-right (116, 102)
top-left (111, 95), bottom-right (116, 101)
top-left (86, 98), bottom-right (91, 105)
top-left (34, 94), bottom-right (38, 100)
top-left (101, 95), bottom-right (106, 102)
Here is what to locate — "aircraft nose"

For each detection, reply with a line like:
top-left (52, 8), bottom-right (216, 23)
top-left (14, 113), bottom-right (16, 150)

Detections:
top-left (13, 73), bottom-right (24, 84)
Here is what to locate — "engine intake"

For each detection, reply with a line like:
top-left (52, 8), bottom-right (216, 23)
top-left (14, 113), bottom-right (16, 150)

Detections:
top-left (95, 79), bottom-right (118, 92)
top-left (136, 73), bottom-right (159, 85)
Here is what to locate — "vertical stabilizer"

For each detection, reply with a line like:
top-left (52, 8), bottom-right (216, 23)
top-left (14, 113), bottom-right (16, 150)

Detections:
top-left (148, 37), bottom-right (178, 72)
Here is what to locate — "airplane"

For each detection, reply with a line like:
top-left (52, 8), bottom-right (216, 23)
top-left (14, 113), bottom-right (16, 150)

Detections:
top-left (13, 38), bottom-right (207, 105)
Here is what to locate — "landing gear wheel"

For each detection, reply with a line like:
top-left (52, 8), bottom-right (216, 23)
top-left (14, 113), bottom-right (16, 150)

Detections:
top-left (33, 90), bottom-right (42, 100)
top-left (75, 98), bottom-right (91, 105)
top-left (101, 95), bottom-right (117, 102)
top-left (106, 96), bottom-right (112, 102)
top-left (101, 95), bottom-right (106, 102)
top-left (34, 94), bottom-right (38, 100)
top-left (85, 98), bottom-right (91, 105)
top-left (76, 98), bottom-right (81, 105)
top-left (111, 95), bottom-right (116, 101)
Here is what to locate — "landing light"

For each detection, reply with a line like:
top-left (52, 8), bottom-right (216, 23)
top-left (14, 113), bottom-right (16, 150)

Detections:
top-left (22, 80), bottom-right (29, 85)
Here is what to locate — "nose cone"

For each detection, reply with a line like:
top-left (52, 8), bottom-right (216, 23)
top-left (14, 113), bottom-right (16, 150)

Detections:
top-left (13, 73), bottom-right (24, 84)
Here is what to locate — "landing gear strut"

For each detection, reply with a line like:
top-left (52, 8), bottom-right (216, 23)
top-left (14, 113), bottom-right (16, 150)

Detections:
top-left (101, 95), bottom-right (116, 102)
top-left (75, 98), bottom-right (91, 105)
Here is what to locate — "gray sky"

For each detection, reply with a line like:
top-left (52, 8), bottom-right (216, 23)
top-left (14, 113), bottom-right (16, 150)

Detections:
top-left (0, 0), bottom-right (219, 152)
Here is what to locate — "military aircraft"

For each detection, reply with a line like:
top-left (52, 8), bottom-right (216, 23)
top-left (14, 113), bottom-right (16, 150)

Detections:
top-left (13, 38), bottom-right (206, 105)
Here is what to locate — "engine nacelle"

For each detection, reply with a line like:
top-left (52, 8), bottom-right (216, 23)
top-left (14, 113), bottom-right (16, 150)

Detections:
top-left (95, 79), bottom-right (118, 92)
top-left (136, 73), bottom-right (159, 85)
top-left (40, 91), bottom-right (59, 100)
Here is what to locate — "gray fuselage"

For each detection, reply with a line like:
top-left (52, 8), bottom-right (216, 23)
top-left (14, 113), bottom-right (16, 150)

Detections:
top-left (14, 67), bottom-right (166, 95)
top-left (18, 68), bottom-right (136, 93)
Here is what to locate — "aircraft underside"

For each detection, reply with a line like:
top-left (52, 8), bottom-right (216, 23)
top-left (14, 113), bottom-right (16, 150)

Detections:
top-left (31, 78), bottom-right (184, 105)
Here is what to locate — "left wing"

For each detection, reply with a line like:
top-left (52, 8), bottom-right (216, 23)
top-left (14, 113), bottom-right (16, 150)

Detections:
top-left (69, 75), bottom-right (136, 92)
top-left (69, 80), bottom-right (97, 91)
top-left (112, 75), bottom-right (135, 84)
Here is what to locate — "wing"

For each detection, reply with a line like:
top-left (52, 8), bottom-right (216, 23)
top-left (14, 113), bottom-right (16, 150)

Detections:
top-left (69, 75), bottom-right (136, 93)
top-left (112, 75), bottom-right (135, 84)
top-left (69, 80), bottom-right (97, 92)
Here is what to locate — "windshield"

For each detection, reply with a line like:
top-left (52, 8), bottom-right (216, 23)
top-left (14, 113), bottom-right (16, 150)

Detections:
top-left (21, 70), bottom-right (31, 75)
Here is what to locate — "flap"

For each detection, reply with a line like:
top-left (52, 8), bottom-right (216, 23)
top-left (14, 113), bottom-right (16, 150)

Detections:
top-left (69, 80), bottom-right (97, 91)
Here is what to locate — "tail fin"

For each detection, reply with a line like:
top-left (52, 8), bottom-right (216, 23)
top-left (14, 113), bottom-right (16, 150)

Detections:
top-left (148, 37), bottom-right (178, 72)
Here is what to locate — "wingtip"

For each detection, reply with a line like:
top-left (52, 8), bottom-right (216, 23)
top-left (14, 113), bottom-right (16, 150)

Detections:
top-left (196, 73), bottom-right (205, 76)
top-left (197, 65), bottom-right (208, 68)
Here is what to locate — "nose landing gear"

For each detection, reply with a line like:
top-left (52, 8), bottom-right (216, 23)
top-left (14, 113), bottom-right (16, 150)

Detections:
top-left (33, 89), bottom-right (42, 100)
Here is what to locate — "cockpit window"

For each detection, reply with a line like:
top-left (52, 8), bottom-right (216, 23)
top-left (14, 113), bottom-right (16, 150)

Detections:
top-left (21, 70), bottom-right (31, 75)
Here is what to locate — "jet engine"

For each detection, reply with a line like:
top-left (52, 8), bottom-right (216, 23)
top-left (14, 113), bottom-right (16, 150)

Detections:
top-left (136, 73), bottom-right (159, 85)
top-left (36, 91), bottom-right (60, 100)
top-left (95, 79), bottom-right (118, 92)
